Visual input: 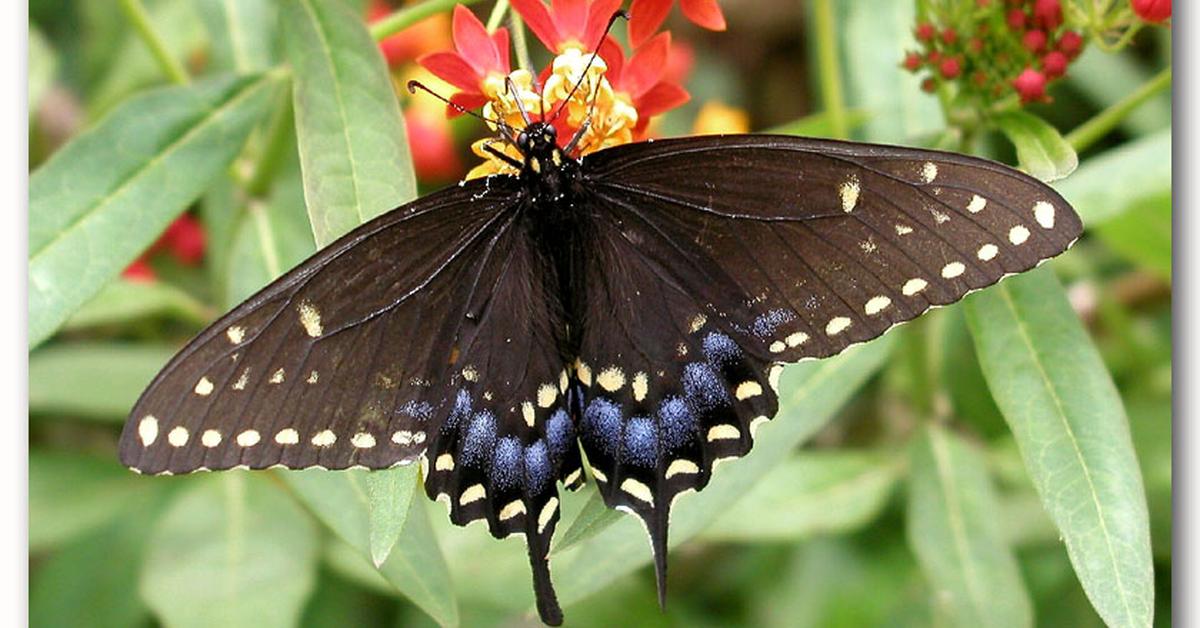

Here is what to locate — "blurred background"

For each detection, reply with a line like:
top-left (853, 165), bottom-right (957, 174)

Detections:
top-left (29, 0), bottom-right (1171, 626)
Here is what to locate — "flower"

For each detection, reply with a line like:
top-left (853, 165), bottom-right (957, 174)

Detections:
top-left (1057, 30), bottom-right (1083, 57)
top-left (1013, 67), bottom-right (1047, 102)
top-left (599, 33), bottom-right (690, 135)
top-left (1041, 51), bottom-right (1068, 78)
top-left (1022, 29), bottom-right (1047, 53)
top-left (418, 5), bottom-right (511, 113)
top-left (401, 67), bottom-right (464, 181)
top-left (511, 0), bottom-right (623, 52)
top-left (1131, 0), bottom-right (1170, 23)
top-left (149, 214), bottom-right (206, 265)
top-left (1032, 0), bottom-right (1063, 30)
top-left (628, 0), bottom-right (725, 47)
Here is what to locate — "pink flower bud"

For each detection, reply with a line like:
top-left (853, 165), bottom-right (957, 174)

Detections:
top-left (1013, 67), bottom-right (1047, 102)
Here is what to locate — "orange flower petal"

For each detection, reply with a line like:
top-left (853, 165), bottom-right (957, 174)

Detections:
top-left (452, 5), bottom-right (500, 74)
top-left (512, 0), bottom-right (563, 50)
top-left (680, 0), bottom-right (725, 31)
top-left (626, 32), bottom-right (671, 98)
top-left (419, 51), bottom-right (482, 92)
top-left (629, 0), bottom-right (672, 47)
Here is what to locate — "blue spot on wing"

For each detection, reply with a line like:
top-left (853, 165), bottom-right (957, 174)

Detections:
top-left (702, 332), bottom-right (741, 367)
top-left (682, 363), bottom-right (729, 413)
top-left (623, 416), bottom-right (658, 467)
top-left (751, 308), bottom-right (796, 339)
top-left (461, 410), bottom-right (496, 467)
top-left (545, 409), bottom-right (574, 460)
top-left (398, 400), bottom-right (433, 421)
top-left (583, 397), bottom-right (622, 457)
top-left (658, 396), bottom-right (696, 451)
top-left (492, 437), bottom-right (523, 489)
top-left (524, 440), bottom-right (552, 491)
top-left (444, 389), bottom-right (473, 432)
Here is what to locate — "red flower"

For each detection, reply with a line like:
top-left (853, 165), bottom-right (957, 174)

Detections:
top-left (1006, 8), bottom-right (1027, 30)
top-left (1131, 0), bottom-right (1170, 22)
top-left (1022, 29), bottom-right (1047, 53)
top-left (940, 27), bottom-right (958, 45)
top-left (1041, 51), bottom-right (1068, 78)
top-left (628, 0), bottom-right (726, 47)
top-left (599, 33), bottom-right (690, 134)
top-left (122, 258), bottom-right (156, 283)
top-left (1057, 30), bottom-right (1083, 57)
top-left (940, 57), bottom-right (962, 79)
top-left (903, 51), bottom-right (923, 72)
top-left (1013, 67), bottom-right (1047, 102)
top-left (1032, 0), bottom-right (1063, 30)
top-left (418, 5), bottom-right (511, 113)
top-left (914, 22), bottom-right (936, 42)
top-left (511, 0), bottom-right (623, 52)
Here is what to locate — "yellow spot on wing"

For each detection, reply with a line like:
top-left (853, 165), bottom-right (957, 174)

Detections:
top-left (620, 478), bottom-right (654, 505)
top-left (297, 301), bottom-right (323, 337)
top-left (311, 430), bottom-right (336, 447)
top-left (460, 484), bottom-right (486, 505)
top-left (903, 278), bottom-right (928, 296)
top-left (825, 317), bottom-right (852, 336)
top-left (522, 401), bottom-right (536, 427)
top-left (167, 426), bottom-right (188, 447)
top-left (499, 500), bottom-right (526, 521)
top-left (226, 326), bottom-right (245, 344)
top-left (275, 428), bottom-right (299, 445)
top-left (194, 377), bottom-right (214, 396)
top-left (840, 174), bottom-right (861, 212)
top-left (351, 432), bottom-right (376, 448)
top-left (538, 497), bottom-right (559, 534)
top-left (236, 430), bottom-right (261, 447)
top-left (735, 381), bottom-right (763, 400)
top-left (201, 430), bottom-right (222, 447)
top-left (632, 372), bottom-right (649, 402)
top-left (707, 424), bottom-right (740, 441)
top-left (665, 459), bottom-right (699, 478)
top-left (436, 453), bottom-right (455, 471)
top-left (597, 367), bottom-right (626, 392)
top-left (537, 383), bottom-right (557, 408)
top-left (138, 415), bottom-right (158, 446)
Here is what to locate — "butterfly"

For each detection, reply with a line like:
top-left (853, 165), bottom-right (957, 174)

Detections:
top-left (119, 64), bottom-right (1082, 623)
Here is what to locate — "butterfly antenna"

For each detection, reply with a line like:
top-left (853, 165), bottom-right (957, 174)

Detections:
top-left (407, 80), bottom-right (516, 138)
top-left (506, 76), bottom-right (534, 127)
top-left (548, 10), bottom-right (629, 124)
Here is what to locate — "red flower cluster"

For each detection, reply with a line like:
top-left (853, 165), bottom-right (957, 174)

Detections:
top-left (1131, 0), bottom-right (1170, 23)
top-left (904, 0), bottom-right (1083, 105)
top-left (418, 1), bottom-right (695, 176)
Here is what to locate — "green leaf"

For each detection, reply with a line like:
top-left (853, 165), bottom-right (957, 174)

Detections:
top-left (29, 451), bottom-right (158, 551)
top-left (29, 73), bottom-right (283, 348)
top-left (64, 278), bottom-right (211, 330)
top-left (906, 424), bottom-right (1033, 628)
top-left (965, 268), bottom-right (1154, 628)
top-left (554, 489), bottom-right (623, 553)
top-left (364, 468), bottom-right (415, 567)
top-left (224, 177), bottom-right (316, 305)
top-left (197, 0), bottom-right (281, 74)
top-left (282, 468), bottom-right (458, 625)
top-left (282, 0), bottom-right (416, 247)
top-left (1055, 129), bottom-right (1171, 225)
top-left (1092, 191), bottom-right (1172, 281)
top-left (30, 343), bottom-right (177, 421)
top-left (841, 0), bottom-right (943, 143)
top-left (549, 337), bottom-right (894, 607)
top-left (30, 494), bottom-right (167, 628)
top-left (29, 24), bottom-right (57, 114)
top-left (993, 110), bottom-right (1079, 183)
top-left (141, 474), bottom-right (319, 628)
top-left (701, 451), bottom-right (899, 542)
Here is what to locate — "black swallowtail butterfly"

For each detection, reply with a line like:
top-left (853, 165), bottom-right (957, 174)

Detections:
top-left (119, 81), bottom-right (1081, 626)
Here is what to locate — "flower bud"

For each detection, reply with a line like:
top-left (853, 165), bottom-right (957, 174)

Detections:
top-left (1013, 67), bottom-right (1047, 102)
top-left (1131, 0), bottom-right (1170, 23)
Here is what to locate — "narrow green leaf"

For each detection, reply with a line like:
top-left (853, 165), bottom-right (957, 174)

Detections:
top-left (993, 110), bottom-right (1078, 182)
top-left (965, 268), bottom-right (1154, 628)
top-left (29, 25), bottom-right (57, 114)
top-left (141, 474), bottom-right (319, 628)
top-left (29, 73), bottom-right (283, 348)
top-left (906, 424), bottom-right (1033, 628)
top-left (282, 0), bottom-right (416, 247)
top-left (197, 0), bottom-right (281, 74)
top-left (549, 337), bottom-right (894, 606)
top-left (30, 343), bottom-right (177, 421)
top-left (554, 489), bottom-right (623, 552)
top-left (64, 279), bottom-right (211, 330)
top-left (29, 452), bottom-right (158, 551)
top-left (1054, 129), bottom-right (1170, 225)
top-left (1092, 191), bottom-right (1172, 281)
top-left (702, 451), bottom-right (899, 542)
top-left (282, 469), bottom-right (458, 626)
top-left (365, 468), bottom-right (415, 567)
top-left (224, 189), bottom-right (316, 305)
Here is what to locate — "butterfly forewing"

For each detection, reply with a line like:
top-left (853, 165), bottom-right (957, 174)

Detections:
top-left (120, 177), bottom-right (526, 474)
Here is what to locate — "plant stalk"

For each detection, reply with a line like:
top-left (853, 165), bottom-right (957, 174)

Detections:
top-left (1066, 66), bottom-right (1172, 152)
top-left (371, 0), bottom-right (485, 41)
top-left (118, 0), bottom-right (189, 85)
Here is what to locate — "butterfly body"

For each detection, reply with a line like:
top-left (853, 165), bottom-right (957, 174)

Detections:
top-left (120, 132), bottom-right (1081, 626)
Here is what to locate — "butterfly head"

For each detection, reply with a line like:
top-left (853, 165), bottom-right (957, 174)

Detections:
top-left (517, 122), bottom-right (566, 175)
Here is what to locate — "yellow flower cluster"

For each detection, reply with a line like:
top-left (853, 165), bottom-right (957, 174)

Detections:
top-left (467, 50), bottom-right (639, 179)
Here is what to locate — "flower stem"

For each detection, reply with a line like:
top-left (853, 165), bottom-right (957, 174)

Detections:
top-left (812, 0), bottom-right (847, 139)
top-left (118, 0), bottom-right (189, 85)
top-left (1065, 66), bottom-right (1172, 152)
top-left (510, 13), bottom-right (534, 73)
top-left (370, 0), bottom-right (484, 41)
top-left (486, 0), bottom-right (510, 32)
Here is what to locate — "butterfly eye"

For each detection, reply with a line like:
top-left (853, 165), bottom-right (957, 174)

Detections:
top-left (517, 131), bottom-right (530, 150)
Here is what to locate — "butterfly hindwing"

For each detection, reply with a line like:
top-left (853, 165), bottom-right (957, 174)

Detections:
top-left (571, 134), bottom-right (1082, 595)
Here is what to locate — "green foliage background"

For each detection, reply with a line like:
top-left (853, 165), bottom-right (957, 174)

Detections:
top-left (28, 0), bottom-right (1171, 626)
